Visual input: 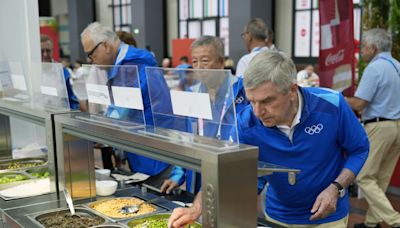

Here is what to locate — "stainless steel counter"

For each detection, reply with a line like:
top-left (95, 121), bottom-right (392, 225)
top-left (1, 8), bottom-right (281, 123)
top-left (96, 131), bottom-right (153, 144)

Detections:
top-left (0, 186), bottom-right (180, 228)
top-left (55, 112), bottom-right (259, 228)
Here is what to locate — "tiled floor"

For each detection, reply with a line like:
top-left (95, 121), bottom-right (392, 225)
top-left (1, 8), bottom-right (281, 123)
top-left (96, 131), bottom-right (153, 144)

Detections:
top-left (348, 193), bottom-right (400, 228)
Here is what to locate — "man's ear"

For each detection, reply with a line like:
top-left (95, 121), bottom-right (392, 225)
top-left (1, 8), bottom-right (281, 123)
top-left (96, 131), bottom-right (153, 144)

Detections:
top-left (372, 45), bottom-right (379, 55)
top-left (103, 41), bottom-right (110, 53)
top-left (290, 83), bottom-right (298, 97)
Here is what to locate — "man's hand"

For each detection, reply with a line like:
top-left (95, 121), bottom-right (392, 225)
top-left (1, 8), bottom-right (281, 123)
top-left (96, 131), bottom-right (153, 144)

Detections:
top-left (160, 179), bottom-right (179, 194)
top-left (168, 206), bottom-right (201, 228)
top-left (310, 184), bottom-right (339, 221)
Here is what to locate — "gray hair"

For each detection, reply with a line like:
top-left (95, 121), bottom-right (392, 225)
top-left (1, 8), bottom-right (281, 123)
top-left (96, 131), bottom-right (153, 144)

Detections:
top-left (245, 18), bottom-right (267, 41)
top-left (265, 28), bottom-right (274, 42)
top-left (191, 36), bottom-right (224, 58)
top-left (244, 51), bottom-right (296, 94)
top-left (80, 22), bottom-right (118, 44)
top-left (363, 28), bottom-right (392, 52)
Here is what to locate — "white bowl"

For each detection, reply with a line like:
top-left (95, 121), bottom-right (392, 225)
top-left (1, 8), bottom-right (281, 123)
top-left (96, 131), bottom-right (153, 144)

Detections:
top-left (95, 169), bottom-right (111, 180)
top-left (96, 180), bottom-right (117, 196)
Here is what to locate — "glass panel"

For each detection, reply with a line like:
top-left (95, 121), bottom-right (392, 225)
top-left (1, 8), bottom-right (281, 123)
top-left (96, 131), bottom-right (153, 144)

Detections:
top-left (219, 0), bottom-right (229, 16)
top-left (179, 0), bottom-right (189, 20)
top-left (296, 0), bottom-right (311, 10)
top-left (311, 9), bottom-right (320, 57)
top-left (30, 62), bottom-right (70, 111)
top-left (220, 17), bottom-right (229, 56)
top-left (202, 19), bottom-right (216, 36)
top-left (312, 0), bottom-right (319, 8)
top-left (204, 0), bottom-right (218, 17)
top-left (75, 64), bottom-right (145, 129)
top-left (122, 4), bottom-right (131, 25)
top-left (145, 67), bottom-right (239, 149)
top-left (0, 60), bottom-right (30, 102)
top-left (190, 0), bottom-right (203, 19)
top-left (179, 21), bottom-right (188, 38)
top-left (188, 21), bottom-right (201, 38)
top-left (294, 11), bottom-right (311, 57)
top-left (0, 117), bottom-right (53, 200)
top-left (114, 3), bottom-right (121, 26)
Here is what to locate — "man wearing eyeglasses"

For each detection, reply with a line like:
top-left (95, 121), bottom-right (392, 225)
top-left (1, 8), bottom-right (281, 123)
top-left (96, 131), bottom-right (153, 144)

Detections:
top-left (236, 18), bottom-right (272, 78)
top-left (40, 35), bottom-right (80, 110)
top-left (80, 22), bottom-right (174, 178)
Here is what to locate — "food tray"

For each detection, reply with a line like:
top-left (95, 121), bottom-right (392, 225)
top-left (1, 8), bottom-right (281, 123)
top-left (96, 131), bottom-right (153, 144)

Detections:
top-left (0, 156), bottom-right (47, 172)
top-left (125, 213), bottom-right (202, 228)
top-left (85, 197), bottom-right (166, 222)
top-left (0, 166), bottom-right (52, 200)
top-left (27, 207), bottom-right (109, 228)
top-left (0, 171), bottom-right (32, 190)
top-left (25, 166), bottom-right (50, 179)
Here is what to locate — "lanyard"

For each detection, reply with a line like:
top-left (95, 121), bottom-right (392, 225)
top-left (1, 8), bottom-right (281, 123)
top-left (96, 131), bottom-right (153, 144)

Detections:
top-left (376, 56), bottom-right (400, 74)
top-left (197, 83), bottom-right (231, 139)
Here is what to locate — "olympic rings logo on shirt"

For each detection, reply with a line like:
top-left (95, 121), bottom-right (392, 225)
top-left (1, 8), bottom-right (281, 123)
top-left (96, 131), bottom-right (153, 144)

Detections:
top-left (235, 96), bottom-right (244, 103)
top-left (304, 123), bottom-right (324, 135)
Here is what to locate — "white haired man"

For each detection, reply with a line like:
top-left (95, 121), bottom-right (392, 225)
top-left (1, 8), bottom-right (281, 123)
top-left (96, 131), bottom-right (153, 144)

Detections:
top-left (81, 22), bottom-right (172, 178)
top-left (346, 28), bottom-right (400, 228)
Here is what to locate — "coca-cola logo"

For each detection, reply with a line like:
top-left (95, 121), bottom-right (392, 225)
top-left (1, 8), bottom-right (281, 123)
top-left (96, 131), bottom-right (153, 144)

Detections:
top-left (325, 49), bottom-right (345, 66)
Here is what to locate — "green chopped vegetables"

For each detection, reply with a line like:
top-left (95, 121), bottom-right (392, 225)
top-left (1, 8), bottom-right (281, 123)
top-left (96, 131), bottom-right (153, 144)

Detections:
top-left (27, 168), bottom-right (50, 179)
top-left (30, 170), bottom-right (50, 178)
top-left (7, 161), bottom-right (45, 170)
top-left (130, 217), bottom-right (201, 228)
top-left (0, 174), bottom-right (28, 184)
top-left (131, 218), bottom-right (167, 228)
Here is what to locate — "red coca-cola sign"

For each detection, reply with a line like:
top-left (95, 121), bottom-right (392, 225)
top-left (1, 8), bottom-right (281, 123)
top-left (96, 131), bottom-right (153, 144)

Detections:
top-left (325, 49), bottom-right (345, 66)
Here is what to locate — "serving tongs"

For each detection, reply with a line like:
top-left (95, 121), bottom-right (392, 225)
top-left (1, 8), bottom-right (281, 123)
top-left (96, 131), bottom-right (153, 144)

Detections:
top-left (63, 188), bottom-right (79, 217)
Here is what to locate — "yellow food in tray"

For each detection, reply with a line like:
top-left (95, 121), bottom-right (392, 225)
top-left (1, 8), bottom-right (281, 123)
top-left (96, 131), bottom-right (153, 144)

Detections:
top-left (90, 197), bottom-right (156, 218)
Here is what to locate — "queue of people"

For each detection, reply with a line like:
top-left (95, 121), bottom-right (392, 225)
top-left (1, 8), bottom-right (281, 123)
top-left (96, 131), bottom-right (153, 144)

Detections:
top-left (39, 19), bottom-right (400, 228)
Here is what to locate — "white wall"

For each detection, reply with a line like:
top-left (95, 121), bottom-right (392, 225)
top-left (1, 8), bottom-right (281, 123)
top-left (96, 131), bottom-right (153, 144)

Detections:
top-left (275, 0), bottom-right (293, 56)
top-left (0, 0), bottom-right (40, 94)
top-left (0, 0), bottom-right (45, 149)
top-left (167, 0), bottom-right (178, 57)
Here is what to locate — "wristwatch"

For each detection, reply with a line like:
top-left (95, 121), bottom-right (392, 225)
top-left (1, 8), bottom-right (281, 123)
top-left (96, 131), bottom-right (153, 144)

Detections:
top-left (332, 181), bottom-right (345, 198)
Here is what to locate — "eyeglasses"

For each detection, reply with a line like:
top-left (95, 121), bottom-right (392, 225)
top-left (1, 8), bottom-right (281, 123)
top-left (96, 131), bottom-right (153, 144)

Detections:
top-left (86, 42), bottom-right (104, 60)
top-left (241, 32), bottom-right (248, 39)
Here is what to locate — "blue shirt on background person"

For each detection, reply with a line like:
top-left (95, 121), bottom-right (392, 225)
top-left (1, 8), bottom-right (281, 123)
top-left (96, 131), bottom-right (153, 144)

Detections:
top-left (106, 42), bottom-right (173, 176)
top-left (169, 75), bottom-right (248, 193)
top-left (63, 68), bottom-right (80, 110)
top-left (354, 52), bottom-right (400, 121)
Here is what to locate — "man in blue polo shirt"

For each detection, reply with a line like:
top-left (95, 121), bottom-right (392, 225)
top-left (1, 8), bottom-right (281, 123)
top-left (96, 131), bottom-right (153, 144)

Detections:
top-left (168, 51), bottom-right (369, 227)
top-left (346, 28), bottom-right (400, 228)
top-left (81, 22), bottom-right (172, 177)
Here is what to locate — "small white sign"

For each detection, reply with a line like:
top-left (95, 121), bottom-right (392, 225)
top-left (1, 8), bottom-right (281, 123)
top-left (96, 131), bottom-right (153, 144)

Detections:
top-left (11, 74), bottom-right (27, 91)
top-left (40, 86), bottom-right (58, 96)
top-left (170, 90), bottom-right (212, 120)
top-left (86, 83), bottom-right (111, 105)
top-left (111, 86), bottom-right (144, 110)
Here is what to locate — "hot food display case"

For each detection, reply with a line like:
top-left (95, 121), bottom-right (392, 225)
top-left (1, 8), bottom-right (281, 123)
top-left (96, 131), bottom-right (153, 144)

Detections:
top-left (0, 65), bottom-right (300, 228)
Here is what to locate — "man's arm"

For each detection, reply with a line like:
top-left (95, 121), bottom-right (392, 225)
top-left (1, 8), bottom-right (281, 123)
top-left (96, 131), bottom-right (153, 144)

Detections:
top-left (345, 96), bottom-right (368, 112)
top-left (310, 94), bottom-right (369, 221)
top-left (168, 192), bottom-right (202, 228)
top-left (310, 168), bottom-right (355, 221)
